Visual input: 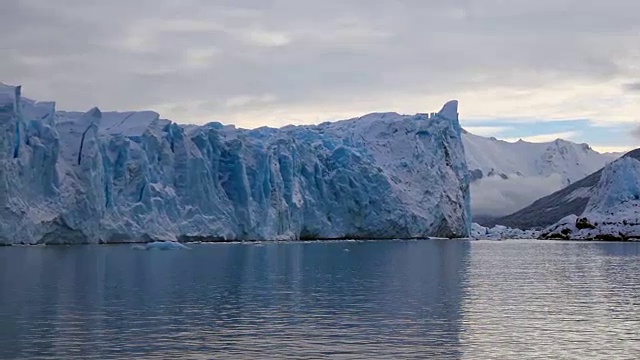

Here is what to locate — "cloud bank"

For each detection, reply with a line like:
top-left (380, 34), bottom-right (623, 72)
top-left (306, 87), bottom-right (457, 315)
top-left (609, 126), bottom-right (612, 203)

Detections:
top-left (632, 125), bottom-right (640, 141)
top-left (471, 174), bottom-right (565, 217)
top-left (2, 0), bottom-right (640, 129)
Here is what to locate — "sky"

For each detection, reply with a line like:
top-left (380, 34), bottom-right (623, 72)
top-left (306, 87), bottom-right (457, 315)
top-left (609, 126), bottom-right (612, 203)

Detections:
top-left (2, 0), bottom-right (640, 153)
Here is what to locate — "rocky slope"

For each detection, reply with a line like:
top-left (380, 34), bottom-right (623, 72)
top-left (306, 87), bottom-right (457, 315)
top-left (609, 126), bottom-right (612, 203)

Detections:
top-left (540, 149), bottom-right (640, 241)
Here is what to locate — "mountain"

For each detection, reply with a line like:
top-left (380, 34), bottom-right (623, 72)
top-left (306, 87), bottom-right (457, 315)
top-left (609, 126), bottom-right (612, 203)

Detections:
top-left (0, 83), bottom-right (471, 244)
top-left (462, 131), bottom-right (618, 219)
top-left (539, 149), bottom-right (640, 240)
top-left (487, 149), bottom-right (640, 230)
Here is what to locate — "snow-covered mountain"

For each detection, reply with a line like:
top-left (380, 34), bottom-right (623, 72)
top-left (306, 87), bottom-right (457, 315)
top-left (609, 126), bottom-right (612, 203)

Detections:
top-left (487, 148), bottom-right (640, 231)
top-left (0, 83), bottom-right (471, 244)
top-left (462, 131), bottom-right (618, 218)
top-left (540, 149), bottom-right (640, 240)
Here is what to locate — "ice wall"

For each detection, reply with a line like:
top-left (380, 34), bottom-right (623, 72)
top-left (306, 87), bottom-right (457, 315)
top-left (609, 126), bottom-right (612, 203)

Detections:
top-left (0, 83), bottom-right (471, 244)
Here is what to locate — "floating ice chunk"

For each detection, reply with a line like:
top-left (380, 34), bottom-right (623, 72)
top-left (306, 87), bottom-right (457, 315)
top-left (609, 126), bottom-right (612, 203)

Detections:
top-left (144, 241), bottom-right (191, 250)
top-left (470, 222), bottom-right (540, 240)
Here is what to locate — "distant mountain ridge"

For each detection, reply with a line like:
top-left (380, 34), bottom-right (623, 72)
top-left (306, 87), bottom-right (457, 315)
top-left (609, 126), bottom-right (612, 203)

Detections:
top-left (462, 130), bottom-right (618, 218)
top-left (486, 149), bottom-right (640, 230)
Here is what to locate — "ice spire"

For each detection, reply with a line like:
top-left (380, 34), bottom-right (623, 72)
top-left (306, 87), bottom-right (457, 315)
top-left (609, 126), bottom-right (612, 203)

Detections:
top-left (438, 100), bottom-right (459, 121)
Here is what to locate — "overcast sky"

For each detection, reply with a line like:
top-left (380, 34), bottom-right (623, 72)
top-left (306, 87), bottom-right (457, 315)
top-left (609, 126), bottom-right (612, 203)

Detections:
top-left (2, 0), bottom-right (640, 152)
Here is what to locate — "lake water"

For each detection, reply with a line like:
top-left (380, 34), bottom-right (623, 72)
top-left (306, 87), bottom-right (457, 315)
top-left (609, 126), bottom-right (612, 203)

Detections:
top-left (1, 239), bottom-right (640, 359)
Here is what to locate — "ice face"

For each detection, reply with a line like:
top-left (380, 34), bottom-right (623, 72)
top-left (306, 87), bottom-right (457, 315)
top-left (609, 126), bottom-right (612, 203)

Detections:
top-left (0, 83), bottom-right (471, 244)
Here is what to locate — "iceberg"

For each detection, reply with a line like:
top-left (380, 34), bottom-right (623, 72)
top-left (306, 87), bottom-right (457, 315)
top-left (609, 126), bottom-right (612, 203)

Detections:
top-left (138, 241), bottom-right (191, 250)
top-left (0, 82), bottom-right (471, 244)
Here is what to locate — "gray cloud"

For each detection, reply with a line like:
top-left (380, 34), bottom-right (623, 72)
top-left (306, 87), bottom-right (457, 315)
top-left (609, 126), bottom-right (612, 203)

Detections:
top-left (471, 174), bottom-right (565, 217)
top-left (624, 82), bottom-right (640, 92)
top-left (632, 125), bottom-right (640, 140)
top-left (2, 0), bottom-right (640, 126)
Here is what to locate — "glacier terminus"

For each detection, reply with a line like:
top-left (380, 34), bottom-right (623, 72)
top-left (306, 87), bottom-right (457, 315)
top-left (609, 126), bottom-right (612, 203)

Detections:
top-left (0, 83), bottom-right (471, 244)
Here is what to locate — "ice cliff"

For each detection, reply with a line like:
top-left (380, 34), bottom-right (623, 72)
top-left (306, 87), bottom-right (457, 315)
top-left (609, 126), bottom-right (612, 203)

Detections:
top-left (0, 84), bottom-right (471, 244)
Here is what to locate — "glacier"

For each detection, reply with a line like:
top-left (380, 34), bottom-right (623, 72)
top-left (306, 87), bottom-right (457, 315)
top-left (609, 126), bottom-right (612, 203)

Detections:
top-left (0, 83), bottom-right (471, 244)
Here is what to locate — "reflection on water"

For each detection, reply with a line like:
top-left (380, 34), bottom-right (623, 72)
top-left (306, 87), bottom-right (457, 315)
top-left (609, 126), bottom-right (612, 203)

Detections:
top-left (1, 240), bottom-right (639, 359)
top-left (0, 240), bottom-right (469, 359)
top-left (460, 240), bottom-right (640, 359)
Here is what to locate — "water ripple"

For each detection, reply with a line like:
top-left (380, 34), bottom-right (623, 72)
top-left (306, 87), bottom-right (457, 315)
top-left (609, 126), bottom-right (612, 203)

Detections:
top-left (0, 240), bottom-right (639, 359)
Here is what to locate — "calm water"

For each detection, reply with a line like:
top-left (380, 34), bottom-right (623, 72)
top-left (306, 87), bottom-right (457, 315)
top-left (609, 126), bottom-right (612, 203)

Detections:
top-left (1, 240), bottom-right (640, 359)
